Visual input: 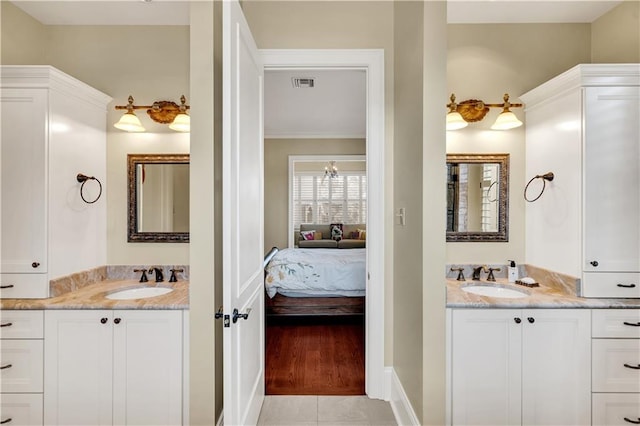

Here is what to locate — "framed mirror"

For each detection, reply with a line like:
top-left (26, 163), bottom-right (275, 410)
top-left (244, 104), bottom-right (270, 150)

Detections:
top-left (128, 154), bottom-right (189, 242)
top-left (446, 153), bottom-right (509, 242)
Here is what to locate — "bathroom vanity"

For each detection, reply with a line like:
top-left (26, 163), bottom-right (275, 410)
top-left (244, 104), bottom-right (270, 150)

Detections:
top-left (0, 276), bottom-right (189, 426)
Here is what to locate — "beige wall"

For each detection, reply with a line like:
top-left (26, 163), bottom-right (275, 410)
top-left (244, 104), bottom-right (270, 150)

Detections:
top-left (446, 23), bottom-right (591, 264)
top-left (393, 0), bottom-right (424, 417)
top-left (264, 138), bottom-right (366, 251)
top-left (1, 6), bottom-right (191, 265)
top-left (592, 0), bottom-right (640, 63)
top-left (0, 2), bottom-right (47, 65)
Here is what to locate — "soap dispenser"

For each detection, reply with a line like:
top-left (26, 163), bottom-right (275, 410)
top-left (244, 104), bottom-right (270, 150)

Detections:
top-left (508, 260), bottom-right (518, 283)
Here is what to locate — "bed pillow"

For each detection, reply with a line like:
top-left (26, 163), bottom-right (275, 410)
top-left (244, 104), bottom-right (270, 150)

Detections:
top-left (330, 223), bottom-right (344, 241)
top-left (300, 230), bottom-right (315, 241)
top-left (357, 229), bottom-right (367, 240)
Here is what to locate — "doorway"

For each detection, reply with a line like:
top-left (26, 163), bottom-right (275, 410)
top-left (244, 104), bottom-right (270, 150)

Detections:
top-left (261, 49), bottom-right (385, 399)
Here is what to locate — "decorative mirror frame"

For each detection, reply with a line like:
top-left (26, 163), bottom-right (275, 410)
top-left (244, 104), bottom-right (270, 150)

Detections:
top-left (446, 153), bottom-right (509, 242)
top-left (127, 154), bottom-right (190, 243)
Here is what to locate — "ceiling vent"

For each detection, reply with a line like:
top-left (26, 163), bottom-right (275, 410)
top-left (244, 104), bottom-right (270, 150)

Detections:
top-left (292, 77), bottom-right (315, 88)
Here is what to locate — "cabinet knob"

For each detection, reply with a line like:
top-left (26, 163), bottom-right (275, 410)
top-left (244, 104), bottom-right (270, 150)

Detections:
top-left (589, 261), bottom-right (599, 267)
top-left (514, 317), bottom-right (522, 324)
top-left (114, 318), bottom-right (121, 324)
top-left (100, 318), bottom-right (108, 324)
top-left (32, 262), bottom-right (40, 268)
top-left (527, 317), bottom-right (535, 323)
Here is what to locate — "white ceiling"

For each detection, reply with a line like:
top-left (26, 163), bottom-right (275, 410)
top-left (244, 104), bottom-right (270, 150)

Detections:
top-left (10, 0), bottom-right (623, 138)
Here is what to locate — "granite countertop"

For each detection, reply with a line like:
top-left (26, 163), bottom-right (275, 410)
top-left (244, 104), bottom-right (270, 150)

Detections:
top-left (447, 279), bottom-right (640, 309)
top-left (0, 279), bottom-right (189, 310)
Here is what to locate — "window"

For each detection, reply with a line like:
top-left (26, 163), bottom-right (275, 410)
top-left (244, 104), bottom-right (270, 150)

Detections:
top-left (292, 172), bottom-right (367, 230)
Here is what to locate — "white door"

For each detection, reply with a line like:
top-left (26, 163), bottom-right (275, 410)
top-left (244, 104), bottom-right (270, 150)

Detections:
top-left (222, 1), bottom-right (265, 425)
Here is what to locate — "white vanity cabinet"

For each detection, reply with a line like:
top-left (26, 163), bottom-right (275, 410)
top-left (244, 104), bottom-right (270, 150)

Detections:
top-left (592, 309), bottom-right (640, 425)
top-left (521, 64), bottom-right (640, 298)
top-left (44, 310), bottom-right (184, 426)
top-left (0, 66), bottom-right (111, 298)
top-left (448, 309), bottom-right (591, 426)
top-left (0, 310), bottom-right (45, 426)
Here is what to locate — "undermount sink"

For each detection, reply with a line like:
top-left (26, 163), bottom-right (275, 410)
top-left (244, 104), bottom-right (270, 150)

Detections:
top-left (106, 286), bottom-right (174, 300)
top-left (462, 284), bottom-right (529, 299)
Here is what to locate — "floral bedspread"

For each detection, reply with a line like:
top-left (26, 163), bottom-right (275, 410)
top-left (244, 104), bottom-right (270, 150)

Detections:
top-left (264, 248), bottom-right (366, 298)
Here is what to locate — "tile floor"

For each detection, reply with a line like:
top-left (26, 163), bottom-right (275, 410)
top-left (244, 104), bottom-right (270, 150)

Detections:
top-left (257, 395), bottom-right (397, 426)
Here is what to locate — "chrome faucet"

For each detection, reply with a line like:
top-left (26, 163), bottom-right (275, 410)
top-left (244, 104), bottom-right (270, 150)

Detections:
top-left (148, 267), bottom-right (164, 282)
top-left (472, 265), bottom-right (488, 280)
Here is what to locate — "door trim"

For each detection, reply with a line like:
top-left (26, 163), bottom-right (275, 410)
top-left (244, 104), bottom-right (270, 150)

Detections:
top-left (262, 49), bottom-right (385, 399)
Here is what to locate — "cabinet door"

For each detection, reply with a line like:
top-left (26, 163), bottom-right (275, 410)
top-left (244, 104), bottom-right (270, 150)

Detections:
top-left (0, 88), bottom-right (48, 274)
top-left (112, 310), bottom-right (183, 426)
top-left (44, 310), bottom-right (113, 426)
top-left (584, 86), bottom-right (640, 272)
top-left (522, 309), bottom-right (591, 426)
top-left (451, 309), bottom-right (522, 426)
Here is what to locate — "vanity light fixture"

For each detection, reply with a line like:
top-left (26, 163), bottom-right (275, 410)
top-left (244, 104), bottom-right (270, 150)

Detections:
top-left (446, 93), bottom-right (523, 131)
top-left (114, 95), bottom-right (190, 133)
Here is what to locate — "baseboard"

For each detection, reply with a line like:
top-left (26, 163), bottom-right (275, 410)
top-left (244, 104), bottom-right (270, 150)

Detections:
top-left (385, 367), bottom-right (420, 426)
top-left (216, 410), bottom-right (224, 426)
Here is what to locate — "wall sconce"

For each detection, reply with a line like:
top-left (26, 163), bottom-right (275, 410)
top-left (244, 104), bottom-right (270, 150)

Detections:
top-left (446, 93), bottom-right (523, 131)
top-left (114, 95), bottom-right (190, 133)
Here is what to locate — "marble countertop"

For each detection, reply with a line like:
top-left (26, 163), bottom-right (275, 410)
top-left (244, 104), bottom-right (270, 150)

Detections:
top-left (447, 279), bottom-right (640, 309)
top-left (1, 279), bottom-right (189, 310)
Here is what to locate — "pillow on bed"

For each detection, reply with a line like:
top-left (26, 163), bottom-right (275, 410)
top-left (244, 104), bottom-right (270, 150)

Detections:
top-left (330, 223), bottom-right (343, 241)
top-left (300, 230), bottom-right (316, 241)
top-left (357, 229), bottom-right (367, 240)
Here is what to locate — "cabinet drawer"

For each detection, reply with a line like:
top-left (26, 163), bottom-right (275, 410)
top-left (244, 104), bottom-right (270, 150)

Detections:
top-left (582, 273), bottom-right (640, 298)
top-left (593, 339), bottom-right (640, 392)
top-left (593, 310), bottom-right (640, 338)
top-left (593, 393), bottom-right (640, 426)
top-left (0, 274), bottom-right (48, 299)
top-left (0, 340), bottom-right (43, 393)
top-left (0, 311), bottom-right (44, 339)
top-left (0, 393), bottom-right (43, 426)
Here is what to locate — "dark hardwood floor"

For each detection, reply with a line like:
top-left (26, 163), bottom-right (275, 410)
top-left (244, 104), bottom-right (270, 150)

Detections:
top-left (265, 316), bottom-right (365, 395)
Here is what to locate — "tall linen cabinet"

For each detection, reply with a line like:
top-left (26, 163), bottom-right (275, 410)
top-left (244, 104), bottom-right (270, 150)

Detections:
top-left (0, 66), bottom-right (111, 298)
top-left (521, 64), bottom-right (640, 298)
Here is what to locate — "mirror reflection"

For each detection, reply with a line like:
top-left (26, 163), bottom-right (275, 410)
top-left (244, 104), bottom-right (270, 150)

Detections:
top-left (446, 153), bottom-right (509, 242)
top-left (128, 154), bottom-right (189, 242)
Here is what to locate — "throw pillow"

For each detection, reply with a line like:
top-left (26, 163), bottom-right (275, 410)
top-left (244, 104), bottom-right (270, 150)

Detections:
top-left (357, 229), bottom-right (367, 240)
top-left (313, 232), bottom-right (323, 240)
top-left (300, 230), bottom-right (315, 241)
top-left (330, 223), bottom-right (344, 241)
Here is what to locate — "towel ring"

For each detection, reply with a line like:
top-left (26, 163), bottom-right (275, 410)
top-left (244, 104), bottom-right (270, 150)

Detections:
top-left (77, 173), bottom-right (103, 204)
top-left (524, 172), bottom-right (554, 202)
top-left (486, 181), bottom-right (498, 203)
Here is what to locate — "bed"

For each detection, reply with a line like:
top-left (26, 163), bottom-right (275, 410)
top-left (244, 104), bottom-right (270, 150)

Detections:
top-left (264, 247), bottom-right (365, 317)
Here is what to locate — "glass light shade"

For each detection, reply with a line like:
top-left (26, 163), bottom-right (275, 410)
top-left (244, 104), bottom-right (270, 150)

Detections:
top-left (491, 110), bottom-right (523, 130)
top-left (169, 113), bottom-right (190, 132)
top-left (446, 111), bottom-right (468, 130)
top-left (114, 112), bottom-right (145, 132)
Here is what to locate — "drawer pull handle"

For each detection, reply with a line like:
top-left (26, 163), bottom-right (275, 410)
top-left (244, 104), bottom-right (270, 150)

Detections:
top-left (514, 317), bottom-right (522, 324)
top-left (0, 364), bottom-right (12, 370)
top-left (100, 318), bottom-right (108, 324)
top-left (0, 322), bottom-right (12, 328)
top-left (624, 418), bottom-right (640, 425)
top-left (0, 285), bottom-right (14, 289)
top-left (623, 321), bottom-right (640, 327)
top-left (0, 418), bottom-right (12, 424)
top-left (623, 363), bottom-right (640, 370)
top-left (617, 283), bottom-right (637, 288)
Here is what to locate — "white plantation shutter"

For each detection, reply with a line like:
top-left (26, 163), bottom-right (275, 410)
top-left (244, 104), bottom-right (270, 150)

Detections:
top-left (292, 172), bottom-right (367, 231)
